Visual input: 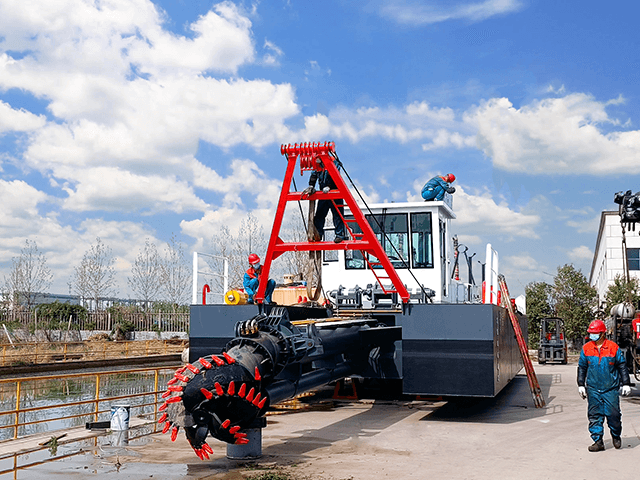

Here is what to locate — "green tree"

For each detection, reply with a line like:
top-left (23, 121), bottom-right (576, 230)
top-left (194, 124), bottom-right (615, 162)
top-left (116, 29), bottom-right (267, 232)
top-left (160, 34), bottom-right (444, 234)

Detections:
top-left (525, 281), bottom-right (554, 348)
top-left (604, 274), bottom-right (640, 314)
top-left (552, 264), bottom-right (597, 347)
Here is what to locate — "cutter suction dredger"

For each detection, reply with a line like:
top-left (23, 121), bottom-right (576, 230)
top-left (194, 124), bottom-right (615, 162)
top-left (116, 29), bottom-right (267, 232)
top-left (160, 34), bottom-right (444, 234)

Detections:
top-left (164, 142), bottom-right (527, 459)
top-left (160, 306), bottom-right (401, 458)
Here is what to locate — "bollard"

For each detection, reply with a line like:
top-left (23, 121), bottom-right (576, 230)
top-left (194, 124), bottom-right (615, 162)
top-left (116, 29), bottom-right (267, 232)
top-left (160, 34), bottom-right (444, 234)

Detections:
top-left (226, 418), bottom-right (266, 459)
top-left (110, 404), bottom-right (130, 431)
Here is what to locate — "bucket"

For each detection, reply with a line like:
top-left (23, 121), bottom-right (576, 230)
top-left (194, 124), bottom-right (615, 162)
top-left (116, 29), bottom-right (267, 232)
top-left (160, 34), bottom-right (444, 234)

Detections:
top-left (110, 404), bottom-right (130, 431)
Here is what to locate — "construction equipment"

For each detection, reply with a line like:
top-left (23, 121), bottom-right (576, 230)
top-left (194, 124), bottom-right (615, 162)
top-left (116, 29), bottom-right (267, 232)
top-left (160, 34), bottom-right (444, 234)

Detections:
top-left (159, 307), bottom-right (400, 457)
top-left (172, 142), bottom-right (532, 459)
top-left (609, 303), bottom-right (640, 381)
top-left (610, 190), bottom-right (640, 379)
top-left (537, 317), bottom-right (567, 365)
top-left (255, 142), bottom-right (410, 304)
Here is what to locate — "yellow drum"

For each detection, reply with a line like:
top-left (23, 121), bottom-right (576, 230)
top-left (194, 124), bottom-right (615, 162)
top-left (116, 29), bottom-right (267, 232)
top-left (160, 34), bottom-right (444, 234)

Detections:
top-left (224, 290), bottom-right (248, 305)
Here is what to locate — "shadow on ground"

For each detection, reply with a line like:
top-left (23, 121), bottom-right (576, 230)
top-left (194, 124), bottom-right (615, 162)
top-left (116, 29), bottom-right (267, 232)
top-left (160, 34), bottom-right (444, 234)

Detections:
top-left (422, 373), bottom-right (556, 424)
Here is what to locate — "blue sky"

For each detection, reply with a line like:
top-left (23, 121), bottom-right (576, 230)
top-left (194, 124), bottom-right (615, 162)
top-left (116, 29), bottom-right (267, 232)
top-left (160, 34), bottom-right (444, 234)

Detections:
top-left (1, 0), bottom-right (639, 298)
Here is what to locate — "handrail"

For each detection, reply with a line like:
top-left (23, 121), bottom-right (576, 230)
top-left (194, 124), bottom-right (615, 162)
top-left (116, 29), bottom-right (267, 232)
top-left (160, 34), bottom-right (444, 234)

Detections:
top-left (0, 365), bottom-right (180, 441)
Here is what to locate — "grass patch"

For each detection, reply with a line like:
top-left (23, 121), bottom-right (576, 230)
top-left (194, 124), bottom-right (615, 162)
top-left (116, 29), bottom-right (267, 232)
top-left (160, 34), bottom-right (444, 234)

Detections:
top-left (246, 474), bottom-right (293, 480)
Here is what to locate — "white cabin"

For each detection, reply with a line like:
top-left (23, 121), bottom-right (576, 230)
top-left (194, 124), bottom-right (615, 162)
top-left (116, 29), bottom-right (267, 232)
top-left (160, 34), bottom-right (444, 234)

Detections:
top-left (322, 196), bottom-right (487, 304)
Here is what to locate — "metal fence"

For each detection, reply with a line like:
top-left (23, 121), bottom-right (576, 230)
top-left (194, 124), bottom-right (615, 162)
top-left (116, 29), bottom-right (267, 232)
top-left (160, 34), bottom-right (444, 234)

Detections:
top-left (0, 312), bottom-right (189, 333)
top-left (0, 366), bottom-right (178, 477)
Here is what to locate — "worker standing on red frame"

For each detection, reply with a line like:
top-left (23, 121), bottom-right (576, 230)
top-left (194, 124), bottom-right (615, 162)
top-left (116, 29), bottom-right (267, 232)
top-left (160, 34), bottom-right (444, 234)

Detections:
top-left (302, 157), bottom-right (347, 243)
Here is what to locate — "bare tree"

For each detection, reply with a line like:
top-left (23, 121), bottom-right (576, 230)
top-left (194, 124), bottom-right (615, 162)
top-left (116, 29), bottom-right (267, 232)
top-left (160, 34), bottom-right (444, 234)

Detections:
top-left (72, 237), bottom-right (117, 310)
top-left (3, 239), bottom-right (53, 308)
top-left (160, 234), bottom-right (191, 309)
top-left (208, 213), bottom-right (272, 292)
top-left (128, 239), bottom-right (162, 309)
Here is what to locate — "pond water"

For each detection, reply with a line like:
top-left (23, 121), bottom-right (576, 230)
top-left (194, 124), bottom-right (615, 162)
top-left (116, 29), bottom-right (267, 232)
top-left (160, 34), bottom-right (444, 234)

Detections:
top-left (0, 369), bottom-right (175, 441)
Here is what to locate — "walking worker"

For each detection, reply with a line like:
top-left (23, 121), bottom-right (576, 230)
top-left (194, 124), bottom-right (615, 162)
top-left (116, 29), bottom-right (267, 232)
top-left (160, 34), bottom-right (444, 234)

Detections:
top-left (421, 173), bottom-right (456, 201)
top-left (301, 157), bottom-right (347, 243)
top-left (577, 319), bottom-right (632, 452)
top-left (243, 254), bottom-right (276, 304)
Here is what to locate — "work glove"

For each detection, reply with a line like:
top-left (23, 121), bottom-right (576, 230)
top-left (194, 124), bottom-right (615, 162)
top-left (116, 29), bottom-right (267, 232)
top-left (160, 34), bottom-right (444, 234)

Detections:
top-left (322, 186), bottom-right (331, 193)
top-left (301, 186), bottom-right (315, 199)
top-left (578, 386), bottom-right (587, 399)
top-left (621, 385), bottom-right (631, 396)
top-left (447, 186), bottom-right (456, 194)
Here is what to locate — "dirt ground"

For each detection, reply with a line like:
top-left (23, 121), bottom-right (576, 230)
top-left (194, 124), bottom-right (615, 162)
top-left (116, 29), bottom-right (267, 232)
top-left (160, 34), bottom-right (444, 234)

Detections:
top-left (0, 338), bottom-right (187, 366)
top-left (62, 362), bottom-right (640, 480)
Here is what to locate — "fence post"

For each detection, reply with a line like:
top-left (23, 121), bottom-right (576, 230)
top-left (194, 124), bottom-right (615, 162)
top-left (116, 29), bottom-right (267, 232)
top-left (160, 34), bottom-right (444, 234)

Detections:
top-left (94, 374), bottom-right (100, 422)
top-left (154, 368), bottom-right (160, 431)
top-left (14, 380), bottom-right (21, 439)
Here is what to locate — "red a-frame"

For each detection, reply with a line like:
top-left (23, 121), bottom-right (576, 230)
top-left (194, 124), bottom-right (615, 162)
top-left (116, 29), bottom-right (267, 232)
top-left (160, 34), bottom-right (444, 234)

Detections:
top-left (255, 142), bottom-right (410, 304)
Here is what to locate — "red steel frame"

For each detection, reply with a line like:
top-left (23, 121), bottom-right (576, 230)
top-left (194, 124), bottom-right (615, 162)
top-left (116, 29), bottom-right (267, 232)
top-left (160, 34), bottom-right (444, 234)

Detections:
top-left (255, 142), bottom-right (410, 304)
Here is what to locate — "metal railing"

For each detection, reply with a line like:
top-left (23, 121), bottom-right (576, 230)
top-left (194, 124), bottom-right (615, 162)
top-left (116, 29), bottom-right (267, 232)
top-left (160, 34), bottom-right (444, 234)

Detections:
top-left (0, 366), bottom-right (178, 441)
top-left (0, 366), bottom-right (179, 478)
top-left (0, 339), bottom-right (187, 367)
top-left (0, 312), bottom-right (189, 333)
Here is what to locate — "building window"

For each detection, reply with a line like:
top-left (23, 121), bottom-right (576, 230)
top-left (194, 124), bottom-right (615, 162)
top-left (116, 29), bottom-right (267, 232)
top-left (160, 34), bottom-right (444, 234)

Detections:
top-left (410, 212), bottom-right (433, 268)
top-left (628, 248), bottom-right (640, 270)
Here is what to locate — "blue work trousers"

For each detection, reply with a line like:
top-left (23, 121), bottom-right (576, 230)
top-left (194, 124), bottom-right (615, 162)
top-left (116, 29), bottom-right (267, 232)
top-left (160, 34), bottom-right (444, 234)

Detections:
top-left (245, 278), bottom-right (276, 304)
top-left (587, 387), bottom-right (622, 441)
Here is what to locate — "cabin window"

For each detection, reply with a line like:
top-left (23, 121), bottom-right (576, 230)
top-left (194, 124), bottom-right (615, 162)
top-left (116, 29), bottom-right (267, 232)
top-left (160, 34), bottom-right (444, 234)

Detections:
top-left (628, 248), bottom-right (640, 270)
top-left (344, 216), bottom-right (366, 269)
top-left (410, 213), bottom-right (433, 268)
top-left (366, 213), bottom-right (409, 269)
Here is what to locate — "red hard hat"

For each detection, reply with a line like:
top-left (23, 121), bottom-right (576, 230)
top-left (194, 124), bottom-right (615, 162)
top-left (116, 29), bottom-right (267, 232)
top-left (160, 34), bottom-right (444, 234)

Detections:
top-left (587, 320), bottom-right (606, 333)
top-left (446, 173), bottom-right (456, 183)
top-left (248, 253), bottom-right (260, 264)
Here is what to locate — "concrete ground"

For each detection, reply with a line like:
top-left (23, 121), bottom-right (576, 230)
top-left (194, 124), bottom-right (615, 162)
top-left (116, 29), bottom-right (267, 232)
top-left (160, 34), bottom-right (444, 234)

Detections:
top-left (18, 362), bottom-right (640, 480)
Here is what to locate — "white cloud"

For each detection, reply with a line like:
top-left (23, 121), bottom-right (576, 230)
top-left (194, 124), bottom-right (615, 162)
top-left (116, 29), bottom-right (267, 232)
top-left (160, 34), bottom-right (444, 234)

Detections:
top-left (0, 101), bottom-right (46, 133)
top-left (505, 254), bottom-right (541, 272)
top-left (61, 166), bottom-right (208, 213)
top-left (299, 102), bottom-right (466, 145)
top-left (0, 1), bottom-right (300, 217)
top-left (466, 93), bottom-right (640, 174)
top-left (262, 39), bottom-right (284, 66)
top-left (406, 180), bottom-right (540, 240)
top-left (566, 214), bottom-right (601, 234)
top-left (190, 158), bottom-right (282, 209)
top-left (568, 245), bottom-right (593, 261)
top-left (373, 0), bottom-right (524, 26)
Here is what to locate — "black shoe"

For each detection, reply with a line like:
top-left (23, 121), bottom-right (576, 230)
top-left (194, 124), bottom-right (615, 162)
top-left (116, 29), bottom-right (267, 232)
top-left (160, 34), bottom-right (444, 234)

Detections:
top-left (334, 235), bottom-right (346, 243)
top-left (588, 439), bottom-right (605, 452)
top-left (612, 436), bottom-right (622, 449)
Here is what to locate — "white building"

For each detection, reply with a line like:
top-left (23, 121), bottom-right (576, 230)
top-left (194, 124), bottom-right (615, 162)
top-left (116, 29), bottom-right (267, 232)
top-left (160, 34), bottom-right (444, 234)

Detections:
top-left (589, 210), bottom-right (640, 307)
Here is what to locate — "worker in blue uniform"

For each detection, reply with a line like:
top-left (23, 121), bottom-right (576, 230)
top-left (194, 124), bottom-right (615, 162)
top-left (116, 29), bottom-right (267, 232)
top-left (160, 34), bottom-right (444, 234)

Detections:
top-left (421, 173), bottom-right (456, 201)
top-left (577, 319), bottom-right (632, 452)
top-left (302, 159), bottom-right (346, 243)
top-left (243, 253), bottom-right (276, 304)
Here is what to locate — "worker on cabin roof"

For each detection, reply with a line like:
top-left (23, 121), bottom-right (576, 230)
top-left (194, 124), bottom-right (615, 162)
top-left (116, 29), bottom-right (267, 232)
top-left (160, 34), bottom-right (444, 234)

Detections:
top-left (577, 319), bottom-right (631, 452)
top-left (421, 173), bottom-right (456, 201)
top-left (302, 157), bottom-right (347, 243)
top-left (243, 254), bottom-right (276, 304)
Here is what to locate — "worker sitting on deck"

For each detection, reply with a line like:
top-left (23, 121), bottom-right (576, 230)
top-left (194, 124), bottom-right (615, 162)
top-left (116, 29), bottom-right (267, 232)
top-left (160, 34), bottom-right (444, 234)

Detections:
top-left (577, 319), bottom-right (631, 452)
top-left (421, 174), bottom-right (456, 201)
top-left (302, 158), bottom-right (347, 243)
top-left (243, 254), bottom-right (276, 304)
